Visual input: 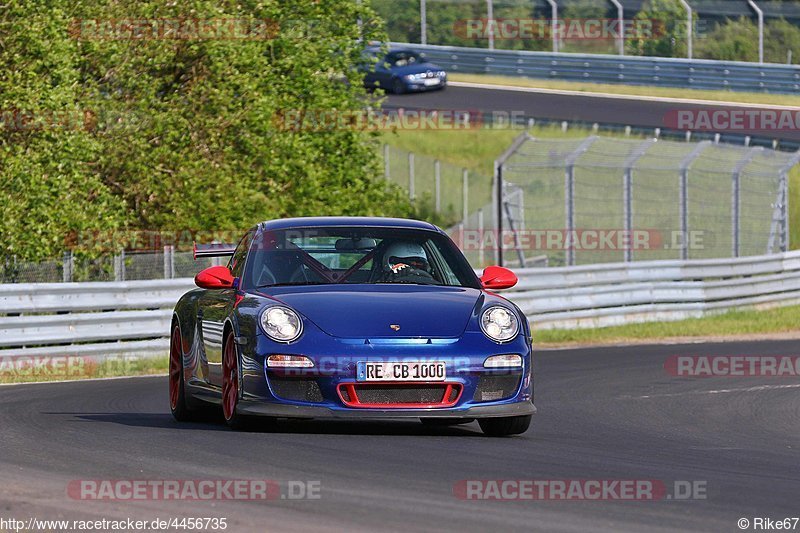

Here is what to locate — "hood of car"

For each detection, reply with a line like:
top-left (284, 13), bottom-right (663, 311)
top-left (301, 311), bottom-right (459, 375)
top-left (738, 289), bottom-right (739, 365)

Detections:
top-left (390, 62), bottom-right (444, 76)
top-left (261, 284), bottom-right (481, 338)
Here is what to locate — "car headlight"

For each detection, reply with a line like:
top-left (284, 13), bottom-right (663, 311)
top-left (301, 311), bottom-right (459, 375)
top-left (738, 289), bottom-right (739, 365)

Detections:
top-left (260, 306), bottom-right (303, 343)
top-left (480, 306), bottom-right (519, 343)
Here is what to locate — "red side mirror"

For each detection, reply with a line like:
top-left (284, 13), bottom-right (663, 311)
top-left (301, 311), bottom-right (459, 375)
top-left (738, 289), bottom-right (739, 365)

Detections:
top-left (480, 266), bottom-right (517, 290)
top-left (195, 265), bottom-right (234, 289)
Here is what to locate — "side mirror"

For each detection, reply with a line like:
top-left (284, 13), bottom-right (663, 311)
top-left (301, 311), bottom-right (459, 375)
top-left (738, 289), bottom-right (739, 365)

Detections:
top-left (195, 265), bottom-right (234, 289)
top-left (480, 266), bottom-right (517, 290)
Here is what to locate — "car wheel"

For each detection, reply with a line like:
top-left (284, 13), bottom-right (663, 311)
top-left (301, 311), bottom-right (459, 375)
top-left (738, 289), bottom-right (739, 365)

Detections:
top-left (478, 415), bottom-right (531, 437)
top-left (392, 78), bottom-right (405, 94)
top-left (222, 334), bottom-right (249, 430)
top-left (420, 418), bottom-right (474, 426)
top-left (169, 324), bottom-right (193, 421)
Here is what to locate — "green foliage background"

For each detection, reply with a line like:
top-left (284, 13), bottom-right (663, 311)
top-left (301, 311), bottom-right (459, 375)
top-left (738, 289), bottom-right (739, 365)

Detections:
top-left (374, 0), bottom-right (800, 63)
top-left (0, 0), bottom-right (413, 262)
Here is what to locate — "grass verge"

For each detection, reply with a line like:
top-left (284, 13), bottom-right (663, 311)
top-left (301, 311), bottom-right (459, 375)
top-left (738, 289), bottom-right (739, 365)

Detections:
top-left (0, 354), bottom-right (168, 384)
top-left (450, 73), bottom-right (800, 107)
top-left (534, 305), bottom-right (800, 347)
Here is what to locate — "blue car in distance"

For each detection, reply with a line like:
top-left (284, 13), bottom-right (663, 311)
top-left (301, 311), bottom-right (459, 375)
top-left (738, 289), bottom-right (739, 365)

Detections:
top-left (170, 217), bottom-right (535, 436)
top-left (362, 47), bottom-right (447, 94)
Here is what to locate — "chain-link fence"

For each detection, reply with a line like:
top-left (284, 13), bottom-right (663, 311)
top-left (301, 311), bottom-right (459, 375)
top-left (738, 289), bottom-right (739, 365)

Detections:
top-left (382, 143), bottom-right (492, 228)
top-left (471, 133), bottom-right (797, 267)
top-left (0, 249), bottom-right (215, 284)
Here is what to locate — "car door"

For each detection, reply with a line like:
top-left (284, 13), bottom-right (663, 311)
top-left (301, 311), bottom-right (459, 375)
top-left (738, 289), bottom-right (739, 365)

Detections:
top-left (199, 230), bottom-right (252, 390)
top-left (374, 53), bottom-right (395, 88)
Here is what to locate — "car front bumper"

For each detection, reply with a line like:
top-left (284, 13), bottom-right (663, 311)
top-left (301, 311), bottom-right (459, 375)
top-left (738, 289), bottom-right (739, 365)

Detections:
top-left (237, 397), bottom-right (536, 419)
top-left (236, 330), bottom-right (534, 420)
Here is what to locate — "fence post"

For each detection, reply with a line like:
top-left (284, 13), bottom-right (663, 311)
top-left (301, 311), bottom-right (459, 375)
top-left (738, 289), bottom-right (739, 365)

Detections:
top-left (486, 0), bottom-right (494, 50)
top-left (623, 139), bottom-right (656, 262)
top-left (434, 159), bottom-right (441, 213)
top-left (114, 250), bottom-right (126, 281)
top-left (462, 169), bottom-right (469, 227)
top-left (408, 152), bottom-right (415, 200)
top-left (420, 0), bottom-right (427, 45)
top-left (478, 207), bottom-right (485, 267)
top-left (564, 136), bottom-right (598, 266)
top-left (383, 144), bottom-right (390, 180)
top-left (163, 245), bottom-right (175, 279)
top-left (775, 150), bottom-right (800, 252)
top-left (679, 141), bottom-right (710, 260)
top-left (731, 148), bottom-right (761, 257)
top-left (62, 251), bottom-right (73, 283)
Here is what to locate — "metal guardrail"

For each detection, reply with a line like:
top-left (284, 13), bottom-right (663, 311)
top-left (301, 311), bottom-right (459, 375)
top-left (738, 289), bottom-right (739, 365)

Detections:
top-left (1, 251), bottom-right (799, 358)
top-left (507, 250), bottom-right (800, 329)
top-left (394, 42), bottom-right (800, 94)
top-left (0, 279), bottom-right (194, 358)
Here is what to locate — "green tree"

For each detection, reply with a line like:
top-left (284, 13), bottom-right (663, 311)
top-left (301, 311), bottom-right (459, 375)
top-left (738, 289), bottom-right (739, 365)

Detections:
top-left (627, 0), bottom-right (689, 58)
top-left (695, 17), bottom-right (760, 62)
top-left (1, 0), bottom-right (413, 261)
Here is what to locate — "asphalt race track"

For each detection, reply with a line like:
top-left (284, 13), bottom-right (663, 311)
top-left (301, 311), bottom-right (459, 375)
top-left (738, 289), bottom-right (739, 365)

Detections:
top-left (1, 340), bottom-right (798, 532)
top-left (386, 83), bottom-right (800, 143)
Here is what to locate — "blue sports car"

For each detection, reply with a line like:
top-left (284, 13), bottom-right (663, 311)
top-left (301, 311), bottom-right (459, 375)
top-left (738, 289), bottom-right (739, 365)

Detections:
top-left (169, 217), bottom-right (535, 436)
top-left (362, 47), bottom-right (447, 94)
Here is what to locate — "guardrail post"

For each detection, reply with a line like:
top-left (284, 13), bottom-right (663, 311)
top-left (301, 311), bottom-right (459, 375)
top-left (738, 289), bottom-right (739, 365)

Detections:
top-left (731, 148), bottom-right (761, 257)
top-left (408, 152), bottom-right (415, 200)
top-left (434, 159), bottom-right (441, 213)
top-left (679, 141), bottom-right (710, 260)
top-left (564, 136), bottom-right (598, 266)
top-left (62, 251), bottom-right (73, 283)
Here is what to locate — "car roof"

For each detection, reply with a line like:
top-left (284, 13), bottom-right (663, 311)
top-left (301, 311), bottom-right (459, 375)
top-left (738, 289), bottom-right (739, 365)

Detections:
top-left (258, 216), bottom-right (442, 233)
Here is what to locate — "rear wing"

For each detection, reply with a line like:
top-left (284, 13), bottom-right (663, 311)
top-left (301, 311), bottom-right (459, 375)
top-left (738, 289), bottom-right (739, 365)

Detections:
top-left (193, 242), bottom-right (237, 260)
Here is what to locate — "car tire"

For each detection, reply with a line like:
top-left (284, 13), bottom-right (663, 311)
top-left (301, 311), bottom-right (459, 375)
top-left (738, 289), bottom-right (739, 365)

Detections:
top-left (420, 418), bottom-right (474, 426)
top-left (222, 334), bottom-right (251, 430)
top-left (478, 415), bottom-right (531, 437)
top-left (392, 78), bottom-right (405, 94)
top-left (169, 324), bottom-right (194, 422)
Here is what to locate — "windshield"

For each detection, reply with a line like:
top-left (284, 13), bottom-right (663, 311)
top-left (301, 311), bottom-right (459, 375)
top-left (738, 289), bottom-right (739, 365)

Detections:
top-left (386, 51), bottom-right (425, 67)
top-left (243, 226), bottom-right (478, 289)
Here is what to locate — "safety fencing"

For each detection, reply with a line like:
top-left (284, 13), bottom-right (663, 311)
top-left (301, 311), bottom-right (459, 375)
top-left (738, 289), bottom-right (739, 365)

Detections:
top-left (392, 42), bottom-right (800, 94)
top-left (486, 133), bottom-right (797, 268)
top-left (1, 250), bottom-right (798, 360)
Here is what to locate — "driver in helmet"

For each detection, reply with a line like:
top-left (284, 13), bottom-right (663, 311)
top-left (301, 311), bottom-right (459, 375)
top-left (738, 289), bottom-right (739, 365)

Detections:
top-left (380, 241), bottom-right (436, 283)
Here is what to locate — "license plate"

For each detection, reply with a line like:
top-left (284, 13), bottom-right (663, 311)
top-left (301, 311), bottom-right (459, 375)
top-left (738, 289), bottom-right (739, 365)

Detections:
top-left (423, 78), bottom-right (441, 86)
top-left (357, 361), bottom-right (446, 382)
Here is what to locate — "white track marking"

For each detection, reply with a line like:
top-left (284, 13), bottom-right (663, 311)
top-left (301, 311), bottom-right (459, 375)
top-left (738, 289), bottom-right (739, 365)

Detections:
top-left (0, 373), bottom-right (167, 387)
top-left (449, 81), bottom-right (800, 110)
top-left (622, 383), bottom-right (800, 399)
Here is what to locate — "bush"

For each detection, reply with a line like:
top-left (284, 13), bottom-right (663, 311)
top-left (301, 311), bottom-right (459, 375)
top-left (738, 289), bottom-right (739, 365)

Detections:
top-left (0, 0), bottom-right (413, 262)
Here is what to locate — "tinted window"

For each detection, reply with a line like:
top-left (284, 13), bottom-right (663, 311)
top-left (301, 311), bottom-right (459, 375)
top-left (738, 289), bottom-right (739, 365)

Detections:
top-left (246, 227), bottom-right (478, 289)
